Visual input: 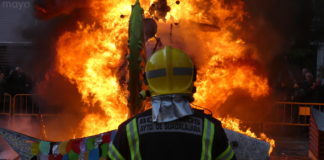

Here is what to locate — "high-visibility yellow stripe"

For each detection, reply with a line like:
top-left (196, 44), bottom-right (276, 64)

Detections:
top-left (215, 144), bottom-right (234, 160)
top-left (126, 119), bottom-right (142, 160)
top-left (227, 150), bottom-right (234, 160)
top-left (200, 118), bottom-right (215, 160)
top-left (208, 122), bottom-right (215, 159)
top-left (126, 122), bottom-right (134, 159)
top-left (200, 119), bottom-right (208, 160)
top-left (108, 143), bottom-right (125, 160)
top-left (133, 119), bottom-right (141, 160)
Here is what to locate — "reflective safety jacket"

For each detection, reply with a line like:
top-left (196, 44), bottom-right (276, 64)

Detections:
top-left (108, 109), bottom-right (236, 160)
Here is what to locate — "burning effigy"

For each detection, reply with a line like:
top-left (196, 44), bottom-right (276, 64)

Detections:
top-left (1, 0), bottom-right (275, 159)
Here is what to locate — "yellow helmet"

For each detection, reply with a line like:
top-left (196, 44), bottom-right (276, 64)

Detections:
top-left (145, 46), bottom-right (195, 96)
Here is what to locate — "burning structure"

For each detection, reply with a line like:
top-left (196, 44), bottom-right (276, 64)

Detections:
top-left (0, 0), bottom-right (280, 158)
top-left (35, 0), bottom-right (273, 145)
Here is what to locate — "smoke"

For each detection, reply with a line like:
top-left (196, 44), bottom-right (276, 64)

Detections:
top-left (20, 7), bottom-right (92, 78)
top-left (9, 0), bottom-right (93, 140)
top-left (151, 0), bottom-right (312, 123)
top-left (34, 0), bottom-right (89, 20)
top-left (222, 0), bottom-right (312, 121)
top-left (243, 0), bottom-right (312, 68)
top-left (35, 72), bottom-right (85, 140)
top-left (155, 0), bottom-right (312, 70)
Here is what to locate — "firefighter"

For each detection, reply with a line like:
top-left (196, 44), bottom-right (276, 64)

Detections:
top-left (108, 46), bottom-right (235, 160)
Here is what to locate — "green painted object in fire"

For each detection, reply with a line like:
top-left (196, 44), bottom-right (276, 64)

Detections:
top-left (127, 0), bottom-right (145, 116)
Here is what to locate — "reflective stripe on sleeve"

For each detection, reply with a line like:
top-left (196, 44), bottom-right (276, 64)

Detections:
top-left (126, 118), bottom-right (142, 160)
top-left (200, 118), bottom-right (215, 160)
top-left (108, 142), bottom-right (125, 160)
top-left (215, 144), bottom-right (234, 160)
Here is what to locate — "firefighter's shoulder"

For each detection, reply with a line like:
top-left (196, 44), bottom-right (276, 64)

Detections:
top-left (117, 109), bottom-right (152, 130)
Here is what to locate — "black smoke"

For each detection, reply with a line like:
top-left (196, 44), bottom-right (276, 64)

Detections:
top-left (15, 0), bottom-right (93, 140)
top-left (219, 0), bottom-right (315, 124)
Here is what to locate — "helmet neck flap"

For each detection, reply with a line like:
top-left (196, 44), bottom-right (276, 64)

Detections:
top-left (151, 94), bottom-right (193, 123)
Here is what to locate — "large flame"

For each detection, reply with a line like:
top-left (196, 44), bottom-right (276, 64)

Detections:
top-left (55, 0), bottom-right (274, 151)
top-left (56, 0), bottom-right (132, 135)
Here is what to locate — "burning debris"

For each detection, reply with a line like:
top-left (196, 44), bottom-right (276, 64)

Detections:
top-left (143, 18), bottom-right (158, 41)
top-left (149, 0), bottom-right (171, 21)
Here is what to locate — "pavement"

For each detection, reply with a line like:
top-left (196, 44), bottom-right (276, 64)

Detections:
top-left (270, 136), bottom-right (310, 160)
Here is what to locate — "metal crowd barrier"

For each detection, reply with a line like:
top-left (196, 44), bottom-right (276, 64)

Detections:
top-left (267, 101), bottom-right (324, 126)
top-left (3, 94), bottom-right (324, 128)
top-left (0, 93), bottom-right (11, 115)
top-left (12, 94), bottom-right (39, 116)
top-left (4, 94), bottom-right (50, 140)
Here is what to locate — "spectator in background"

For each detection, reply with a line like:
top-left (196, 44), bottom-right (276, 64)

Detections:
top-left (276, 80), bottom-right (291, 101)
top-left (24, 75), bottom-right (33, 94)
top-left (292, 80), bottom-right (302, 101)
top-left (276, 67), bottom-right (324, 103)
top-left (302, 68), bottom-right (309, 79)
top-left (6, 66), bottom-right (27, 95)
top-left (321, 79), bottom-right (324, 102)
top-left (299, 72), bottom-right (315, 102)
top-left (0, 72), bottom-right (7, 96)
top-left (315, 79), bottom-right (324, 103)
top-left (312, 78), bottom-right (324, 102)
top-left (290, 68), bottom-right (311, 101)
top-left (292, 72), bottom-right (314, 102)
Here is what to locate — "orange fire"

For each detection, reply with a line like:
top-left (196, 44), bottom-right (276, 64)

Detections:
top-left (55, 0), bottom-right (274, 152)
top-left (56, 0), bottom-right (132, 135)
top-left (220, 117), bottom-right (275, 154)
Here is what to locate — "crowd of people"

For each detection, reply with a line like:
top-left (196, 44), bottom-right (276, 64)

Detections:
top-left (0, 66), bottom-right (33, 96)
top-left (275, 68), bottom-right (324, 103)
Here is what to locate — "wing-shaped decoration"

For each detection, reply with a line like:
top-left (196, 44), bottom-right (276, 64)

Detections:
top-left (0, 128), bottom-right (117, 160)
